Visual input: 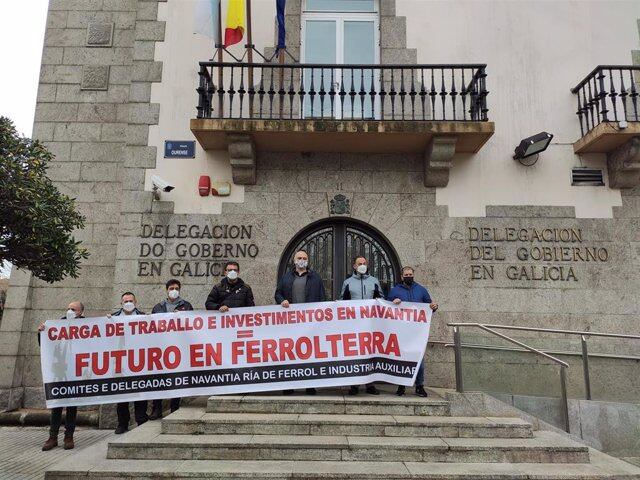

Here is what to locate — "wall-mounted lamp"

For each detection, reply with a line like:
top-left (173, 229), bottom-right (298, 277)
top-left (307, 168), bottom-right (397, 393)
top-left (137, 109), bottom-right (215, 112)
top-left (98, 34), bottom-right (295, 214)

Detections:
top-left (513, 132), bottom-right (553, 166)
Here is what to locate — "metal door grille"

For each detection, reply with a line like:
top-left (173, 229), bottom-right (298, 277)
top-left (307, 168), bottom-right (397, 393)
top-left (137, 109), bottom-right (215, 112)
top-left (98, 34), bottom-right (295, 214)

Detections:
top-left (279, 219), bottom-right (400, 300)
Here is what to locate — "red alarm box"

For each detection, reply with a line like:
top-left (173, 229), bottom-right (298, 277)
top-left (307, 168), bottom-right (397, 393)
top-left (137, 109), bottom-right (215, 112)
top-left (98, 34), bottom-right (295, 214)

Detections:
top-left (198, 175), bottom-right (211, 196)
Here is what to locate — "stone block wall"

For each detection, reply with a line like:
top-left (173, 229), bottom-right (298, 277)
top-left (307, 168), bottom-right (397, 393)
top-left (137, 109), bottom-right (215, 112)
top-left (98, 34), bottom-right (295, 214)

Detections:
top-left (1, 0), bottom-right (639, 414)
top-left (0, 0), bottom-right (165, 411)
top-left (122, 149), bottom-right (640, 395)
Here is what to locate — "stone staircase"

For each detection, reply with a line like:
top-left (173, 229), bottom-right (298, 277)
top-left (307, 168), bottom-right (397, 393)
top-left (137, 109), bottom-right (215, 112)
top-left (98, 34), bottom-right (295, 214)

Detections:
top-left (45, 387), bottom-right (640, 479)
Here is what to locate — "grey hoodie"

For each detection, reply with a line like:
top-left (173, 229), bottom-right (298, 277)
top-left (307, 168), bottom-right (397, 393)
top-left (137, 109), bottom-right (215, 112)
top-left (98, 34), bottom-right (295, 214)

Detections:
top-left (340, 273), bottom-right (382, 300)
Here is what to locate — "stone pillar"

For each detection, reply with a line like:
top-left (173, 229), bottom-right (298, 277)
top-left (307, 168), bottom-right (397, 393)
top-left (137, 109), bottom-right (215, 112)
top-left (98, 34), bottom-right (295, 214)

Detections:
top-left (0, 0), bottom-right (141, 410)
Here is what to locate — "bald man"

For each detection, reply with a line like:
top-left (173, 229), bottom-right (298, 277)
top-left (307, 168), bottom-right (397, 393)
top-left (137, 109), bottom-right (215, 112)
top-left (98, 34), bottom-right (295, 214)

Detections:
top-left (38, 301), bottom-right (85, 451)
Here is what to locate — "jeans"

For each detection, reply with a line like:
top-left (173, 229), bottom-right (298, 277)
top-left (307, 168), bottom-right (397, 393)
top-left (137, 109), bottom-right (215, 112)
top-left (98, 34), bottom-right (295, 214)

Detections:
top-left (152, 398), bottom-right (181, 413)
top-left (116, 401), bottom-right (148, 427)
top-left (50, 406), bottom-right (77, 438)
top-left (415, 358), bottom-right (425, 386)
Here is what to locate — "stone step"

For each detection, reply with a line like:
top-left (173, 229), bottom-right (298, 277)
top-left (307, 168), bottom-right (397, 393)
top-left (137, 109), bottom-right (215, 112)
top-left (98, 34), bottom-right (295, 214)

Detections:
top-left (47, 449), bottom-right (640, 480)
top-left (162, 408), bottom-right (533, 438)
top-left (45, 461), bottom-right (640, 480)
top-left (107, 423), bottom-right (589, 464)
top-left (206, 393), bottom-right (451, 416)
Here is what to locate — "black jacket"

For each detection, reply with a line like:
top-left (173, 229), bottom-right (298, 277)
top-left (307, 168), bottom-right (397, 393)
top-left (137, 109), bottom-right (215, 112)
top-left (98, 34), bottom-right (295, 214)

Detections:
top-left (205, 278), bottom-right (255, 310)
top-left (274, 269), bottom-right (326, 304)
top-left (151, 298), bottom-right (193, 314)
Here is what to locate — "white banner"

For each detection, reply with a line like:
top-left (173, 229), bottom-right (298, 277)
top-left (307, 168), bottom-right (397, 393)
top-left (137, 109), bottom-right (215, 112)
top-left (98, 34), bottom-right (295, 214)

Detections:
top-left (40, 299), bottom-right (432, 407)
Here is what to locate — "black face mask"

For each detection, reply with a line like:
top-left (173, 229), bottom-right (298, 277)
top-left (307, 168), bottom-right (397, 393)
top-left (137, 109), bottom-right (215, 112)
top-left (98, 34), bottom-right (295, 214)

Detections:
top-left (403, 277), bottom-right (414, 285)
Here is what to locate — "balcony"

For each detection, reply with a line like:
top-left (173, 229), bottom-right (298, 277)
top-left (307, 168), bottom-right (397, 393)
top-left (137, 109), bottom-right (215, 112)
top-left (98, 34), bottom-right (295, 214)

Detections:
top-left (571, 66), bottom-right (640, 188)
top-left (190, 62), bottom-right (494, 185)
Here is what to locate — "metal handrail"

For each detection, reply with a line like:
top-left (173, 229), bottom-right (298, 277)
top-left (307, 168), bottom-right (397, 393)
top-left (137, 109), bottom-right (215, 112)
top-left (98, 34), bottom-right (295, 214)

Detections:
top-left (451, 324), bottom-right (571, 432)
top-left (448, 322), bottom-right (640, 341)
top-left (569, 65), bottom-right (639, 136)
top-left (571, 65), bottom-right (640, 92)
top-left (195, 62), bottom-right (489, 121)
top-left (441, 342), bottom-right (640, 362)
top-left (449, 322), bottom-right (640, 434)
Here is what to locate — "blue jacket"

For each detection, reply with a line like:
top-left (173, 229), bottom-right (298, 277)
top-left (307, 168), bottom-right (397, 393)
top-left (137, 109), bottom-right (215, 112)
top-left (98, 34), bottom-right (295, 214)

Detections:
top-left (387, 282), bottom-right (432, 303)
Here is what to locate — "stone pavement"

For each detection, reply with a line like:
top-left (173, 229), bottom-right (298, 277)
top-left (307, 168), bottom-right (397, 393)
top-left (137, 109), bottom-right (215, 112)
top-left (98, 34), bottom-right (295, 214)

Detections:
top-left (0, 426), bottom-right (112, 480)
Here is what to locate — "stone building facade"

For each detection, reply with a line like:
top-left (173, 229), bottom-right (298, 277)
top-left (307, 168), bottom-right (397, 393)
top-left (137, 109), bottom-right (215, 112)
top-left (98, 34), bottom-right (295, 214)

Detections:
top-left (1, 0), bottom-right (639, 414)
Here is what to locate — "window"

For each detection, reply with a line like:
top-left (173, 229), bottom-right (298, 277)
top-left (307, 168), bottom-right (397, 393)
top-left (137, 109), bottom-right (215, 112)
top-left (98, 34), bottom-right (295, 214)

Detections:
top-left (304, 0), bottom-right (377, 13)
top-left (301, 1), bottom-right (379, 119)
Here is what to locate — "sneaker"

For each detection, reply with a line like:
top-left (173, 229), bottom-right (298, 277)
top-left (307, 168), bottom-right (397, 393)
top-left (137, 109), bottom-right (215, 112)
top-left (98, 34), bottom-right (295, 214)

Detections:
top-left (42, 437), bottom-right (58, 451)
top-left (282, 389), bottom-right (295, 395)
top-left (305, 388), bottom-right (317, 395)
top-left (348, 386), bottom-right (359, 396)
top-left (415, 385), bottom-right (428, 397)
top-left (63, 436), bottom-right (74, 450)
top-left (365, 385), bottom-right (380, 395)
top-left (149, 407), bottom-right (163, 420)
top-left (396, 385), bottom-right (406, 396)
top-left (114, 425), bottom-right (128, 434)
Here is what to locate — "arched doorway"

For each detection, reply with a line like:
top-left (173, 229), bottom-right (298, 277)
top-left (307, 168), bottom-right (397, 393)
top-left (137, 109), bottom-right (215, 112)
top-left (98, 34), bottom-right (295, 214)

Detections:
top-left (278, 218), bottom-right (401, 300)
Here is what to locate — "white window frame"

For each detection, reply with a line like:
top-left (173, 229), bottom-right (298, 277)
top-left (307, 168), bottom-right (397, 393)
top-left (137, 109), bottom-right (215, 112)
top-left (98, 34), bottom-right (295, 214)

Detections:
top-left (300, 6), bottom-right (380, 119)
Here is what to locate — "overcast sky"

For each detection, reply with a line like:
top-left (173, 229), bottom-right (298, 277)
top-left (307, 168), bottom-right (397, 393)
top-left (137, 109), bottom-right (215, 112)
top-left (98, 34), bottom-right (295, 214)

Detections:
top-left (0, 1), bottom-right (48, 278)
top-left (0, 0), bottom-right (49, 137)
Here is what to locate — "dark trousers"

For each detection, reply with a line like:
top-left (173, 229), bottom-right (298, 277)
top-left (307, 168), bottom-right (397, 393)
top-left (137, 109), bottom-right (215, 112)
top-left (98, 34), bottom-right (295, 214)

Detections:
top-left (49, 406), bottom-right (77, 438)
top-left (116, 401), bottom-right (148, 427)
top-left (152, 398), bottom-right (181, 412)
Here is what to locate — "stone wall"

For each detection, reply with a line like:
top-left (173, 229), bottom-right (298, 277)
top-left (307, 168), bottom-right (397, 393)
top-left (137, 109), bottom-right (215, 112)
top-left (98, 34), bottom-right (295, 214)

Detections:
top-left (120, 150), bottom-right (640, 394)
top-left (0, 0), bottom-right (166, 411)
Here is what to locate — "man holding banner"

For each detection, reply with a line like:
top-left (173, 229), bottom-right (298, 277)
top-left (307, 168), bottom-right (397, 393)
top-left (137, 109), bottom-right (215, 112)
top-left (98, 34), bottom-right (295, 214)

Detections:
top-left (38, 301), bottom-right (85, 451)
top-left (340, 256), bottom-right (383, 396)
top-left (388, 266), bottom-right (438, 397)
top-left (205, 261), bottom-right (255, 312)
top-left (112, 292), bottom-right (149, 434)
top-left (275, 250), bottom-right (326, 395)
top-left (149, 279), bottom-right (194, 420)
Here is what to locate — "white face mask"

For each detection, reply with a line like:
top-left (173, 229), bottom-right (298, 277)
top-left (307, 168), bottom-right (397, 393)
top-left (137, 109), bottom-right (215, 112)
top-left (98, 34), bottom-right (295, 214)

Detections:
top-left (294, 259), bottom-right (308, 269)
top-left (226, 270), bottom-right (238, 280)
top-left (356, 264), bottom-right (368, 275)
top-left (122, 301), bottom-right (135, 313)
top-left (66, 309), bottom-right (76, 320)
top-left (168, 289), bottom-right (180, 300)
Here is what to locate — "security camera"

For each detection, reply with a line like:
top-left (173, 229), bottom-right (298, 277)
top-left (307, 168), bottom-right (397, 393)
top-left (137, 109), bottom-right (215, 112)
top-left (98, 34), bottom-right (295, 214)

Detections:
top-left (151, 175), bottom-right (174, 200)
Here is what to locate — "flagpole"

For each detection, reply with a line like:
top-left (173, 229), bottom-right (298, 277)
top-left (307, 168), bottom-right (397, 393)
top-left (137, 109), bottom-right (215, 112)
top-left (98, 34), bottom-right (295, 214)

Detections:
top-left (246, 0), bottom-right (254, 117)
top-left (217, 0), bottom-right (224, 118)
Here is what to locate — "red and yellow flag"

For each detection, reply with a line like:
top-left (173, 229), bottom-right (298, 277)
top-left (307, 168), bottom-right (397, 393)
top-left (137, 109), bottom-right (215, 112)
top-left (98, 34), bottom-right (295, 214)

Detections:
top-left (224, 0), bottom-right (245, 47)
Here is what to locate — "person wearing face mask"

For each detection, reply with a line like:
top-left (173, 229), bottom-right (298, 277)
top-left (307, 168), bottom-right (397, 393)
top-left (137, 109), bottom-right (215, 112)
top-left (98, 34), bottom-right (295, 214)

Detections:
top-left (111, 292), bottom-right (149, 434)
top-left (38, 301), bottom-right (84, 451)
top-left (340, 256), bottom-right (383, 396)
top-left (275, 249), bottom-right (327, 395)
top-left (388, 266), bottom-right (438, 398)
top-left (149, 279), bottom-right (194, 419)
top-left (205, 261), bottom-right (255, 312)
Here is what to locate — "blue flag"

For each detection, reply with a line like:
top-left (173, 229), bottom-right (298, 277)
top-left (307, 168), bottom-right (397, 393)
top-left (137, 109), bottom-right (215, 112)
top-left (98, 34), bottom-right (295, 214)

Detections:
top-left (276, 0), bottom-right (286, 49)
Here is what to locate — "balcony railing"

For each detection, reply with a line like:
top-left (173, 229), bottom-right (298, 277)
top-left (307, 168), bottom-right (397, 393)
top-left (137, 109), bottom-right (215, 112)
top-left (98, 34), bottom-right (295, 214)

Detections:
top-left (196, 62), bottom-right (489, 122)
top-left (571, 65), bottom-right (640, 136)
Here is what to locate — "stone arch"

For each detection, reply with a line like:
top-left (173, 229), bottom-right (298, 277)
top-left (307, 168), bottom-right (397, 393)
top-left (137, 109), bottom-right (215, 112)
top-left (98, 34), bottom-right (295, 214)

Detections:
top-left (278, 217), bottom-right (402, 300)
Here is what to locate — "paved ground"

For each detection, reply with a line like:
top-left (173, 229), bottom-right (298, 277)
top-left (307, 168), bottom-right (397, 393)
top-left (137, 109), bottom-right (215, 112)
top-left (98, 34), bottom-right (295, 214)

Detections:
top-left (0, 426), bottom-right (112, 480)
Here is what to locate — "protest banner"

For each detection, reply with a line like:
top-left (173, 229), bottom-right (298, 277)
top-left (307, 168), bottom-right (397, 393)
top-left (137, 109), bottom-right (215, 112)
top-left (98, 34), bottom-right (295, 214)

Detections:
top-left (40, 299), bottom-right (433, 407)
